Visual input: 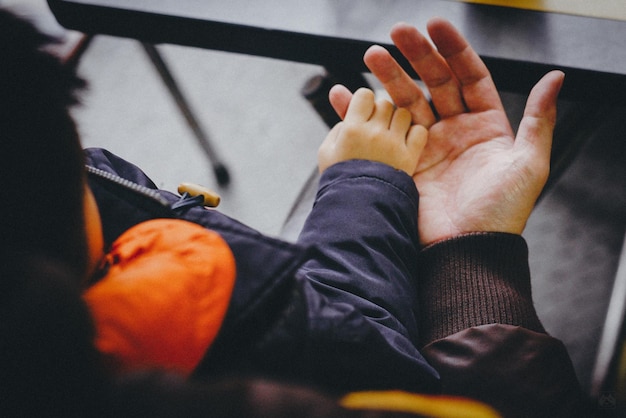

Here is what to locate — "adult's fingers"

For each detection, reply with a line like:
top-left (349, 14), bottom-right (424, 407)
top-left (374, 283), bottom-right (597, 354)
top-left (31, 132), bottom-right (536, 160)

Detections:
top-left (390, 22), bottom-right (465, 118)
top-left (363, 45), bottom-right (436, 127)
top-left (425, 18), bottom-right (504, 114)
top-left (515, 70), bottom-right (565, 168)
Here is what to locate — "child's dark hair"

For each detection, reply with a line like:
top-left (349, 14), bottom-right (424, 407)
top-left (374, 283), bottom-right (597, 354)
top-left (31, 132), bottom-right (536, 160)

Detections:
top-left (0, 8), bottom-right (89, 278)
top-left (0, 253), bottom-right (108, 417)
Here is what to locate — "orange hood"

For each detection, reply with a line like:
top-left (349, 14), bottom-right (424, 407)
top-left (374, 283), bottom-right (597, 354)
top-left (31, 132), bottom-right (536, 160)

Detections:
top-left (83, 218), bottom-right (236, 376)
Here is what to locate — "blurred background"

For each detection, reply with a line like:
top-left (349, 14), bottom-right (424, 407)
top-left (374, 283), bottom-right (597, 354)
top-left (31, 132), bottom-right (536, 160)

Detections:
top-left (3, 0), bottom-right (626, 398)
top-left (3, 0), bottom-right (329, 237)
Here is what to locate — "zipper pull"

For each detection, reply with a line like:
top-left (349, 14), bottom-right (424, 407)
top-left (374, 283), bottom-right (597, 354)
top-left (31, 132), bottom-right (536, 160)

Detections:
top-left (177, 182), bottom-right (221, 208)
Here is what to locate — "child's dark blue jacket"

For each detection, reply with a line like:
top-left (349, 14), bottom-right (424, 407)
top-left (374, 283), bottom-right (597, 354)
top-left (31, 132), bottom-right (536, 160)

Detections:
top-left (85, 147), bottom-right (587, 417)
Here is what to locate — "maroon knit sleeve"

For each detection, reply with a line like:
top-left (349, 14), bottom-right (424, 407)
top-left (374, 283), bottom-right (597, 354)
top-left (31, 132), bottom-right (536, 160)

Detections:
top-left (417, 232), bottom-right (545, 347)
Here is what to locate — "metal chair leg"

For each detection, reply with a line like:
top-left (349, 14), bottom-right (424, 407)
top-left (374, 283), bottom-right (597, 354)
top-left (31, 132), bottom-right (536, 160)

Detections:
top-left (141, 43), bottom-right (230, 186)
top-left (61, 34), bottom-right (94, 69)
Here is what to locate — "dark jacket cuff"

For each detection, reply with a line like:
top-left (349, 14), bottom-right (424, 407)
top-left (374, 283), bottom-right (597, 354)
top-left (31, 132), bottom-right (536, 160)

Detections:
top-left (417, 232), bottom-right (545, 346)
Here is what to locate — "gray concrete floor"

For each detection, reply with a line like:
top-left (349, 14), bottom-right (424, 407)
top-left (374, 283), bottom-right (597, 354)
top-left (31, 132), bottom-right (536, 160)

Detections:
top-left (5, 0), bottom-right (626, 399)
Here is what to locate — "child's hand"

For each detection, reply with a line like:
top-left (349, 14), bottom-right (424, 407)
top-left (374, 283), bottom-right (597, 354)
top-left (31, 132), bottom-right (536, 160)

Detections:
top-left (318, 87), bottom-right (427, 175)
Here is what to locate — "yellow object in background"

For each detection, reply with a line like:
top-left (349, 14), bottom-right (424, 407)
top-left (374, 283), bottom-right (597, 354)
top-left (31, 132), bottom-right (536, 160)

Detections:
top-left (448, 0), bottom-right (626, 21)
top-left (341, 391), bottom-right (502, 418)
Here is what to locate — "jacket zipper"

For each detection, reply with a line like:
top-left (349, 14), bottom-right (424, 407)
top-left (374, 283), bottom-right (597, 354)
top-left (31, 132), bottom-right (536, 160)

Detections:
top-left (85, 165), bottom-right (172, 209)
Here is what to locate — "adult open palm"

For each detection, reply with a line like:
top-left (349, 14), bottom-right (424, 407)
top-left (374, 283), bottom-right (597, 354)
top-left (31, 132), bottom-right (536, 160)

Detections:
top-left (330, 18), bottom-right (564, 246)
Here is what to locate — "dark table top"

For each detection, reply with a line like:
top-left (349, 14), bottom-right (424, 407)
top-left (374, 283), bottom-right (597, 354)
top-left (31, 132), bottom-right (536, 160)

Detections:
top-left (48, 0), bottom-right (626, 105)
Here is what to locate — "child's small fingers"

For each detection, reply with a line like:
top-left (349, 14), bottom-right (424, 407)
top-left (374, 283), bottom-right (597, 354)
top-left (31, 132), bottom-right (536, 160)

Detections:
top-left (371, 99), bottom-right (395, 125)
top-left (345, 88), bottom-right (375, 122)
top-left (390, 107), bottom-right (412, 133)
top-left (406, 124), bottom-right (428, 157)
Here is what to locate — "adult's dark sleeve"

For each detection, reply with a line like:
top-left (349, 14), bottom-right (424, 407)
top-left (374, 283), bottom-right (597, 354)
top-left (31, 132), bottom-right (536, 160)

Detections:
top-left (417, 233), bottom-right (592, 417)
